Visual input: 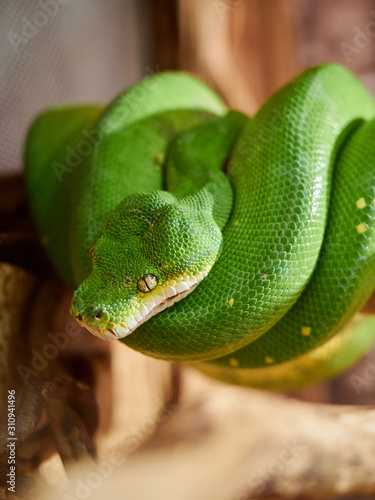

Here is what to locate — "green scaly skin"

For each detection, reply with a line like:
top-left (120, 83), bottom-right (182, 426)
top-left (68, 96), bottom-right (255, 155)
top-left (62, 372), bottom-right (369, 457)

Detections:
top-left (24, 65), bottom-right (375, 390)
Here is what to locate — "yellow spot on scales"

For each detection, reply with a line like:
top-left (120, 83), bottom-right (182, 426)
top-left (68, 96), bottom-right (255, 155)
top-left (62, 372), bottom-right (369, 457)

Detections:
top-left (234, 220), bottom-right (239, 225)
top-left (229, 357), bottom-right (239, 367)
top-left (227, 298), bottom-right (234, 307)
top-left (301, 326), bottom-right (311, 336)
top-left (373, 199), bottom-right (375, 207)
top-left (265, 356), bottom-right (274, 364)
top-left (357, 223), bottom-right (367, 234)
top-left (356, 198), bottom-right (366, 209)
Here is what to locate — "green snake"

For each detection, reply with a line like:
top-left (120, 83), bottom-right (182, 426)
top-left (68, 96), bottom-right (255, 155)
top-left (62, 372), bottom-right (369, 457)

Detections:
top-left (24, 64), bottom-right (375, 391)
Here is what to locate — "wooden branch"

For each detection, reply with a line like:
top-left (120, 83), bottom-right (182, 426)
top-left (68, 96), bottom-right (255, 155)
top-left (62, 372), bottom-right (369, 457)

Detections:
top-left (178, 0), bottom-right (298, 115)
top-left (150, 0), bottom-right (180, 71)
top-left (34, 367), bottom-right (375, 499)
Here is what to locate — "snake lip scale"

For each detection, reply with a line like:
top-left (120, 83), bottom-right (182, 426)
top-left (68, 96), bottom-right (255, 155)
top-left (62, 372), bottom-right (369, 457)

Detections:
top-left (73, 268), bottom-right (209, 340)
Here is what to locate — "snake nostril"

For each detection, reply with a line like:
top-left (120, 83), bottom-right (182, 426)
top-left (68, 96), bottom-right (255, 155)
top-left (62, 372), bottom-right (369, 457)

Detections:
top-left (76, 307), bottom-right (107, 325)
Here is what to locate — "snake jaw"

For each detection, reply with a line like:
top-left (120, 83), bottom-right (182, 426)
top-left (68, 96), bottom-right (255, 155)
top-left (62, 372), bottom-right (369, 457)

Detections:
top-left (102, 267), bottom-right (211, 340)
top-left (73, 267), bottom-right (211, 341)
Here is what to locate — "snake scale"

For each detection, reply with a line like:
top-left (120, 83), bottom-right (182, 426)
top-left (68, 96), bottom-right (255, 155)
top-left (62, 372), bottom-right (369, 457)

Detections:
top-left (25, 64), bottom-right (375, 390)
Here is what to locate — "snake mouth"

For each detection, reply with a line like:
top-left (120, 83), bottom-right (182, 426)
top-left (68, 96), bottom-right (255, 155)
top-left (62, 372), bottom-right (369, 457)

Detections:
top-left (103, 285), bottom-right (194, 340)
top-left (76, 267), bottom-right (211, 341)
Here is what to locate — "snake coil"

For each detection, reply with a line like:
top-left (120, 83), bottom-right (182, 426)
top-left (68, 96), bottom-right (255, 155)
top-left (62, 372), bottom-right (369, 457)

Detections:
top-left (25, 64), bottom-right (375, 390)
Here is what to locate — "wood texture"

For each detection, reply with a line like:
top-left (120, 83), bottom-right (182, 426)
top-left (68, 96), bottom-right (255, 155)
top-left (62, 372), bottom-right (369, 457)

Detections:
top-left (37, 369), bottom-right (375, 500)
top-left (178, 0), bottom-right (297, 114)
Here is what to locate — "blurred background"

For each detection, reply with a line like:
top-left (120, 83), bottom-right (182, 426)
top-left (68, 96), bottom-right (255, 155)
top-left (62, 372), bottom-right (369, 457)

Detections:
top-left (2, 1), bottom-right (375, 497)
top-left (2, 0), bottom-right (375, 174)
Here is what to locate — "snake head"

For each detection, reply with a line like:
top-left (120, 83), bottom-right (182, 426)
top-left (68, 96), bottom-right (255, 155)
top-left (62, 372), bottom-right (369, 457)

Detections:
top-left (70, 191), bottom-right (222, 340)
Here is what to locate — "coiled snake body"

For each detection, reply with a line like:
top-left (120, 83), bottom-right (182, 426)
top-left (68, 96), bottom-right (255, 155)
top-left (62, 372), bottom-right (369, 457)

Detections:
top-left (25, 64), bottom-right (375, 390)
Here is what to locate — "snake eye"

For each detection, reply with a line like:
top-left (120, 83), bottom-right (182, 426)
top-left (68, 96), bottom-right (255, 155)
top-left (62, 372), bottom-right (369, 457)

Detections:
top-left (89, 245), bottom-right (95, 261)
top-left (137, 274), bottom-right (158, 293)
